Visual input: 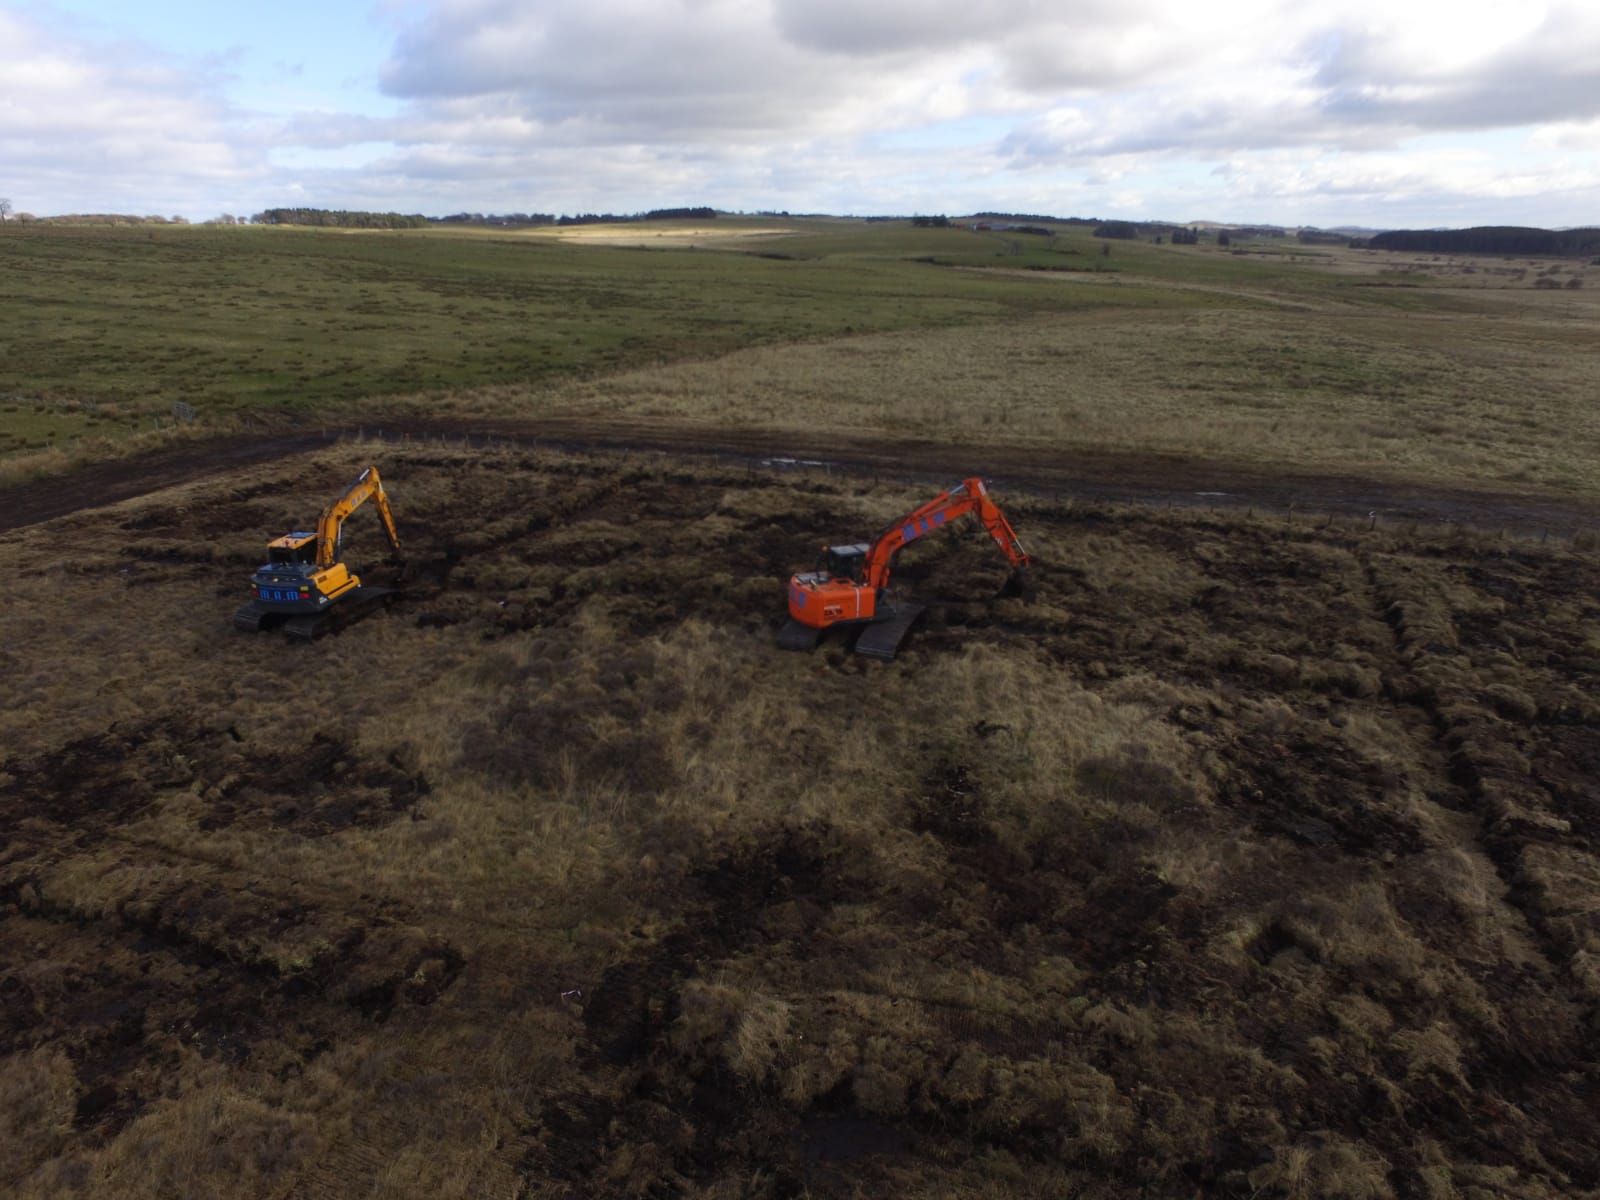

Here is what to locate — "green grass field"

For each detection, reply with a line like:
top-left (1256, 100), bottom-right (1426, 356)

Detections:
top-left (2, 218), bottom-right (1598, 496)
top-left (0, 220), bottom-right (1145, 425)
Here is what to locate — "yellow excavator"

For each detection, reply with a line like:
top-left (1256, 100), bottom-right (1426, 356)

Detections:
top-left (233, 466), bottom-right (403, 639)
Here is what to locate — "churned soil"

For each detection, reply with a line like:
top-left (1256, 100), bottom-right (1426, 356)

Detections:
top-left (2, 442), bottom-right (1597, 1197)
top-left (4, 417), bottom-right (1595, 537)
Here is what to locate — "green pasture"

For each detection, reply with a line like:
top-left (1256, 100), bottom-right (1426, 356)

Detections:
top-left (1, 217), bottom-right (1597, 495)
top-left (0, 218), bottom-right (1374, 428)
top-left (0, 221), bottom-right (1179, 424)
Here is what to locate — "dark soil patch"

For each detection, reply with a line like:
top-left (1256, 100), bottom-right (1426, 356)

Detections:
top-left (5, 417), bottom-right (1597, 537)
top-left (0, 719), bottom-right (194, 838)
top-left (201, 736), bottom-right (430, 836)
top-left (5, 448), bottom-right (1600, 1197)
top-left (911, 762), bottom-right (994, 846)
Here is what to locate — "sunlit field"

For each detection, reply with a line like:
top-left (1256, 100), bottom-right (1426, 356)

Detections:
top-left (4, 218), bottom-right (1597, 497)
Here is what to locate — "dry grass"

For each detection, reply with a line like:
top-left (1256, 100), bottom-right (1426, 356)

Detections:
top-left (525, 219), bottom-right (803, 248)
top-left (423, 299), bottom-right (1600, 497)
top-left (8, 222), bottom-right (1598, 504)
top-left (2, 446), bottom-right (1598, 1196)
top-left (0, 412), bottom-right (252, 489)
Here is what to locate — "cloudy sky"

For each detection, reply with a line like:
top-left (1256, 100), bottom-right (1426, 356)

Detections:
top-left (4, 0), bottom-right (1599, 227)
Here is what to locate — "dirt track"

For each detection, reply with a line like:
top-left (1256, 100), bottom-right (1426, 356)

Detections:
top-left (3, 417), bottom-right (1596, 538)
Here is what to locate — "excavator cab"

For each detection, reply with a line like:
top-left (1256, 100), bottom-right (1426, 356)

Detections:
top-left (266, 533), bottom-right (319, 566)
top-left (250, 531), bottom-right (338, 614)
top-left (817, 543), bottom-right (871, 583)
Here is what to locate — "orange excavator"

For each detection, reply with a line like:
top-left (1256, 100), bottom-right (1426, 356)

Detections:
top-left (233, 466), bottom-right (403, 639)
top-left (779, 477), bottom-right (1030, 660)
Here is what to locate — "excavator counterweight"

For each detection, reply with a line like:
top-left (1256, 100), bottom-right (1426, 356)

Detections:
top-left (233, 466), bottom-right (403, 639)
top-left (780, 477), bottom-right (1029, 660)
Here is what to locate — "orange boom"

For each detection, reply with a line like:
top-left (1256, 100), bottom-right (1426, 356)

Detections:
top-left (779, 477), bottom-right (1030, 660)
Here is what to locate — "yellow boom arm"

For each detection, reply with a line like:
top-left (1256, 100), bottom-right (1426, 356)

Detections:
top-left (315, 467), bottom-right (401, 568)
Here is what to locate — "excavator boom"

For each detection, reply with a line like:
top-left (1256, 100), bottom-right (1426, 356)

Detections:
top-left (861, 478), bottom-right (1028, 588)
top-left (316, 467), bottom-right (401, 567)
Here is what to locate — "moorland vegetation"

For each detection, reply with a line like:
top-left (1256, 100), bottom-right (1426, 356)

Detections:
top-left (0, 214), bottom-right (1597, 1197)
top-left (2, 446), bottom-right (1598, 1196)
top-left (2, 217), bottom-right (1598, 500)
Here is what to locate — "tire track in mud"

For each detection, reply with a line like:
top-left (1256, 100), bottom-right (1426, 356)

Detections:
top-left (1362, 548), bottom-right (1599, 972)
top-left (4, 418), bottom-right (1597, 541)
top-left (1359, 545), bottom-right (1600, 1185)
top-left (1359, 548), bottom-right (1557, 954)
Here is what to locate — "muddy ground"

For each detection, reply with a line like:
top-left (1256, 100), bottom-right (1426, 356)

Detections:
top-left (1, 444), bottom-right (1597, 1197)
top-left (5, 416), bottom-right (1598, 539)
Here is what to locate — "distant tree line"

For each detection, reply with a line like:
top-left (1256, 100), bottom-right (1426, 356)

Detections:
top-left (972, 211), bottom-right (1092, 224)
top-left (915, 215), bottom-right (1058, 231)
top-left (249, 206), bottom-right (720, 230)
top-left (892, 210), bottom-right (1099, 226)
top-left (1092, 221), bottom-right (1139, 240)
top-left (552, 207), bottom-right (718, 226)
top-left (434, 212), bottom-right (557, 227)
top-left (18, 213), bottom-right (189, 225)
top-left (253, 208), bottom-right (430, 228)
top-left (1368, 226), bottom-right (1600, 257)
top-left (958, 219), bottom-right (1055, 234)
top-left (640, 207), bottom-right (717, 221)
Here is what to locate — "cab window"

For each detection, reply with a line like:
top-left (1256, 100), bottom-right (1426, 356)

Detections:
top-left (269, 542), bottom-right (315, 565)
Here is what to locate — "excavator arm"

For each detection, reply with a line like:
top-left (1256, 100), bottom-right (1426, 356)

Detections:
top-left (315, 467), bottom-right (401, 568)
top-left (862, 477), bottom-right (1029, 589)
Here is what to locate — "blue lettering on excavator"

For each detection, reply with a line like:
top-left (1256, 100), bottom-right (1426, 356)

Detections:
top-left (901, 511), bottom-right (948, 543)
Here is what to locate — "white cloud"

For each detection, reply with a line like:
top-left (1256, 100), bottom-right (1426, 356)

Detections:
top-left (0, 9), bottom-right (267, 213)
top-left (1533, 118), bottom-right (1600, 152)
top-left (3, 0), bottom-right (1599, 224)
top-left (374, 0), bottom-right (1600, 157)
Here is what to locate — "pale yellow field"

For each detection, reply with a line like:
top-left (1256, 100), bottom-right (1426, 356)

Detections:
top-left (524, 220), bottom-right (802, 248)
top-left (428, 296), bottom-right (1600, 497)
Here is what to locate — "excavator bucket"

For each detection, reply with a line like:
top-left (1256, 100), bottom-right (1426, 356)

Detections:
top-left (996, 568), bottom-right (1030, 599)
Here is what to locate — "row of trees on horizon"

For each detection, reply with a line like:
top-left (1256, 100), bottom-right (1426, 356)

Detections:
top-left (3, 201), bottom-right (1596, 258)
top-left (1366, 226), bottom-right (1600, 257)
top-left (250, 206), bottom-right (721, 229)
